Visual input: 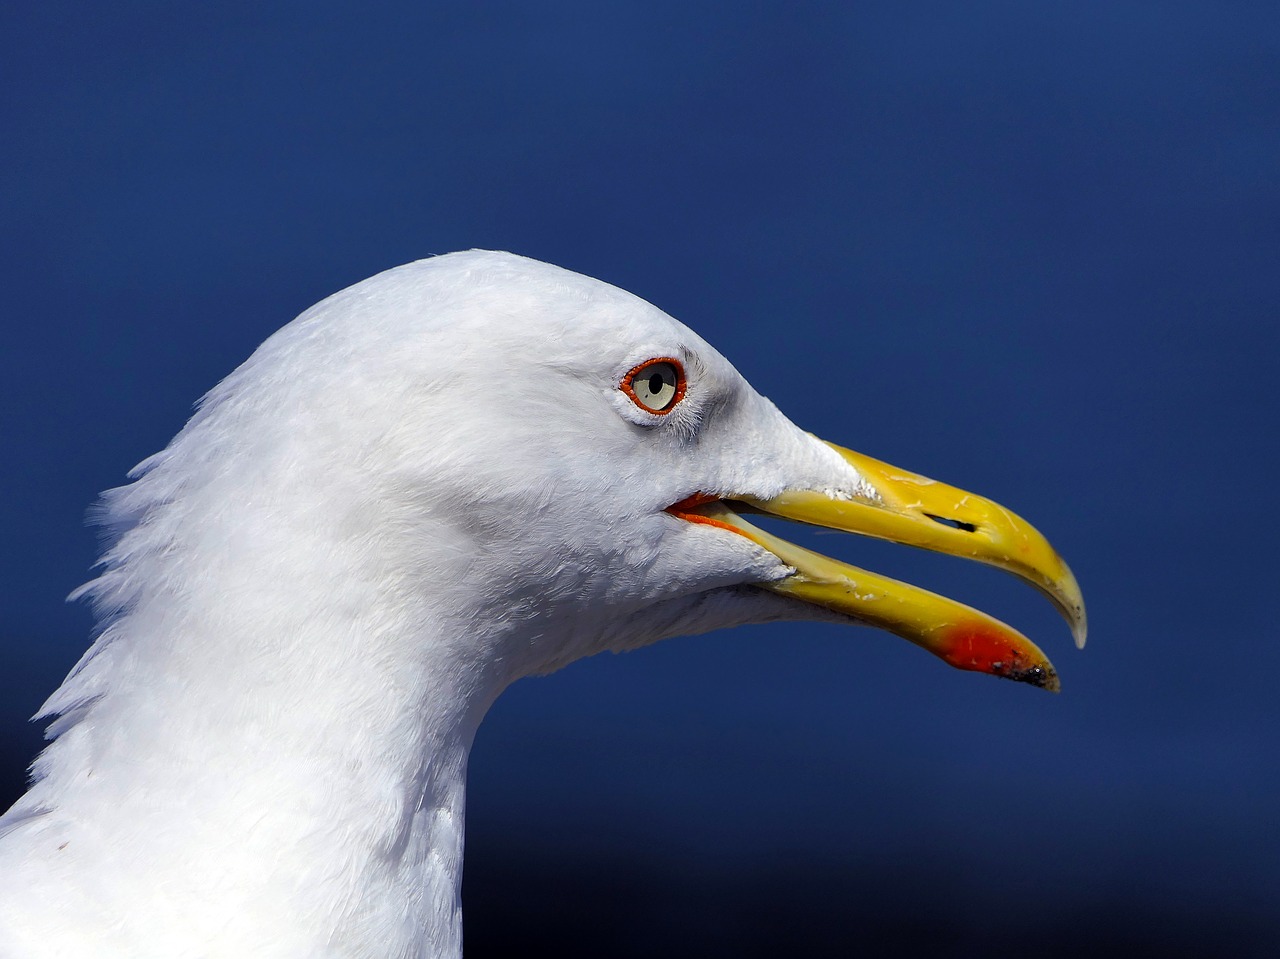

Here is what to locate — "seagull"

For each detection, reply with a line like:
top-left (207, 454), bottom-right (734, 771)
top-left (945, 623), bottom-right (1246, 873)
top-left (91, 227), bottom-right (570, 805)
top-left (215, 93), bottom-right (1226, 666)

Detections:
top-left (0, 251), bottom-right (1085, 958)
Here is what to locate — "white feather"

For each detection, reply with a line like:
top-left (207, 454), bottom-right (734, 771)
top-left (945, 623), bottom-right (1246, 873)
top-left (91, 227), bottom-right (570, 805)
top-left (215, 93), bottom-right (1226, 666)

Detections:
top-left (0, 251), bottom-right (865, 958)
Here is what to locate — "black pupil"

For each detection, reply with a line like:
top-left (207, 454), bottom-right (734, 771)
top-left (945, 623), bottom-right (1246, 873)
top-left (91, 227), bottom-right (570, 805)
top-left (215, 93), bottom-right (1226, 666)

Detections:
top-left (647, 372), bottom-right (665, 395)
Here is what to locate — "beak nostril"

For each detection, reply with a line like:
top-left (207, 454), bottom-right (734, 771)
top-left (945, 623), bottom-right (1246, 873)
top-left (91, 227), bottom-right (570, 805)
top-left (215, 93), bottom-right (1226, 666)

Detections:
top-left (924, 513), bottom-right (978, 533)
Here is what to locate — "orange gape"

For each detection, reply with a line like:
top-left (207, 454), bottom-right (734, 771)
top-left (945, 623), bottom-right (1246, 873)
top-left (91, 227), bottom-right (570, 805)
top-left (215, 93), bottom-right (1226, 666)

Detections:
top-left (664, 493), bottom-right (740, 535)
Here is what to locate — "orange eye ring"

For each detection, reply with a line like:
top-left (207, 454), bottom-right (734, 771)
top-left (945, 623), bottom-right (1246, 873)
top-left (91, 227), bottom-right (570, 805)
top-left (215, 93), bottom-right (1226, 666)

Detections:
top-left (620, 357), bottom-right (687, 414)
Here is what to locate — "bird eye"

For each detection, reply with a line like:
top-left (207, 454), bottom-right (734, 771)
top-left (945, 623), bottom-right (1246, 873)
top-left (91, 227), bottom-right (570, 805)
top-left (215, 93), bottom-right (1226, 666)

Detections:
top-left (621, 358), bottom-right (685, 414)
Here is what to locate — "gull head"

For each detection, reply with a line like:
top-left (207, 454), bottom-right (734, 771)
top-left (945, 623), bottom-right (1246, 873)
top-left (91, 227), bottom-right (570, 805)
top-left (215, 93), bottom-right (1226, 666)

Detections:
top-left (83, 249), bottom-right (1081, 693)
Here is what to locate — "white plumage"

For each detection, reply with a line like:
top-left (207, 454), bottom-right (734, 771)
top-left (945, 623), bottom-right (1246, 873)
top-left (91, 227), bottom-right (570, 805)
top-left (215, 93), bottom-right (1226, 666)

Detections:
top-left (0, 251), bottom-right (1082, 958)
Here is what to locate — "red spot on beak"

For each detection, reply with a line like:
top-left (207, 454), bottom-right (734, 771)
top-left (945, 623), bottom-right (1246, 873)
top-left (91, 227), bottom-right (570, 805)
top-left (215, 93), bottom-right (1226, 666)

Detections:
top-left (939, 622), bottom-right (1017, 672)
top-left (936, 621), bottom-right (1057, 689)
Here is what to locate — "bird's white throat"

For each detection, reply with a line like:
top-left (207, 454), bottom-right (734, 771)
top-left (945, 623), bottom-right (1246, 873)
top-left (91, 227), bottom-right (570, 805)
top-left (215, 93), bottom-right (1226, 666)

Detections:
top-left (1, 445), bottom-right (518, 956)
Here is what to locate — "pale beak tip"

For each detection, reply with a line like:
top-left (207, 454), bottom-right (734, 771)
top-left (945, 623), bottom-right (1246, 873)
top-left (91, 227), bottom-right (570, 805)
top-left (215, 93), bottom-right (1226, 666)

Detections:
top-left (1072, 616), bottom-right (1088, 651)
top-left (1049, 559), bottom-right (1088, 651)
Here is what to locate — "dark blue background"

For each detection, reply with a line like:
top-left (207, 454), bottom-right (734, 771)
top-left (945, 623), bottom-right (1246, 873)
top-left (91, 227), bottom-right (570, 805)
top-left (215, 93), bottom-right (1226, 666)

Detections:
top-left (3, 3), bottom-right (1277, 955)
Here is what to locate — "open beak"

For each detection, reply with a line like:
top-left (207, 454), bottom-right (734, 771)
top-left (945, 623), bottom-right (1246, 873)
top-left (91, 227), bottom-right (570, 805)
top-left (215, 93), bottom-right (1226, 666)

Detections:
top-left (668, 441), bottom-right (1086, 692)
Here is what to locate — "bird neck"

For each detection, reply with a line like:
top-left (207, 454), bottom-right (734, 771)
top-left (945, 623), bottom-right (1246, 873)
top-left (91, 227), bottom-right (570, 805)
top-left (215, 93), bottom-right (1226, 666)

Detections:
top-left (1, 489), bottom-right (511, 958)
